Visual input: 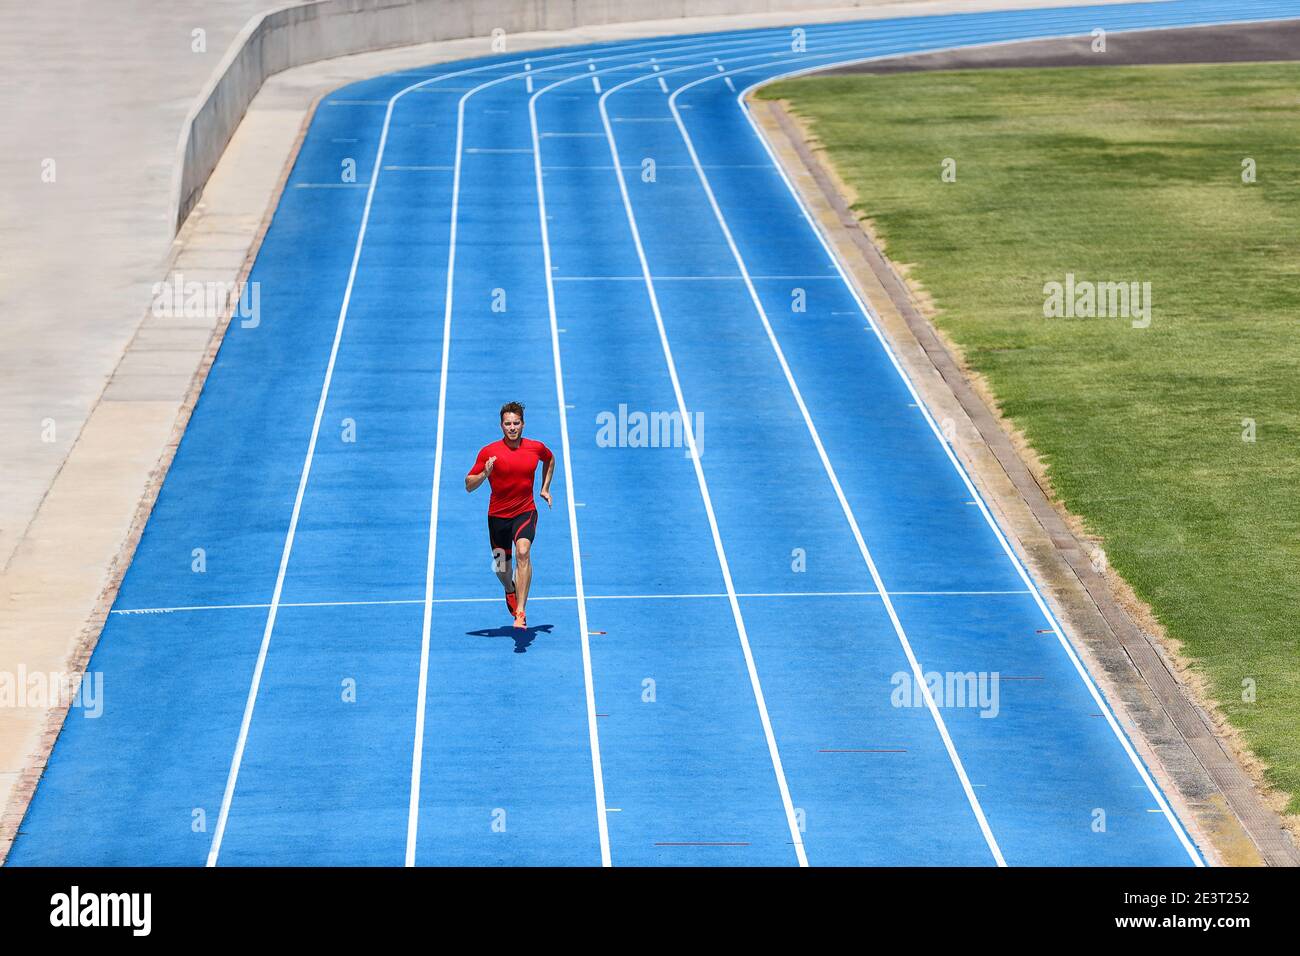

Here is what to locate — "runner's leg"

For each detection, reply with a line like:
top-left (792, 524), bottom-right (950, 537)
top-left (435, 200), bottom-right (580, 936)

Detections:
top-left (514, 538), bottom-right (532, 617)
top-left (489, 517), bottom-right (516, 606)
top-left (512, 511), bottom-right (538, 618)
top-left (493, 547), bottom-right (514, 592)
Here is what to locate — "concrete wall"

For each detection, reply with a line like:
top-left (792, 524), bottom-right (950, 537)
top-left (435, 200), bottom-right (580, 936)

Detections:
top-left (172, 0), bottom-right (885, 230)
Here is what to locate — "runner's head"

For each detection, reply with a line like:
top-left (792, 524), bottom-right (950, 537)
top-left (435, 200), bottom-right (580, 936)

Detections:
top-left (500, 401), bottom-right (525, 443)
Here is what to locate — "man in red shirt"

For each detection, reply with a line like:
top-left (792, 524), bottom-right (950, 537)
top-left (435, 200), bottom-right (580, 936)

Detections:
top-left (466, 401), bottom-right (555, 629)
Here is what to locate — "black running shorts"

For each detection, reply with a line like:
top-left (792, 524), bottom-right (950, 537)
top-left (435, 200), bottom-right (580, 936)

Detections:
top-left (488, 509), bottom-right (538, 559)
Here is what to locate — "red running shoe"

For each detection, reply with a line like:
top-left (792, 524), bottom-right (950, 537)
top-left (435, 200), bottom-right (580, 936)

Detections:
top-left (505, 590), bottom-right (517, 617)
top-left (513, 611), bottom-right (527, 630)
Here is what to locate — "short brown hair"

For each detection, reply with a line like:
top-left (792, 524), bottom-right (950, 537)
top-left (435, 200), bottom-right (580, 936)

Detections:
top-left (500, 401), bottom-right (525, 421)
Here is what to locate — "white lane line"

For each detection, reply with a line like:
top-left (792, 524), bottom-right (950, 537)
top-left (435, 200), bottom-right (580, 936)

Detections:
top-left (116, 598), bottom-right (426, 614)
top-left (542, 164), bottom-right (774, 169)
top-left (598, 69), bottom-right (809, 868)
top-left (552, 274), bottom-right (842, 281)
top-left (666, 65), bottom-right (1008, 868)
top-left (405, 70), bottom-right (475, 870)
top-left (530, 78), bottom-right (613, 869)
top-left (110, 587), bottom-right (1035, 615)
top-left (650, 61), bottom-right (669, 93)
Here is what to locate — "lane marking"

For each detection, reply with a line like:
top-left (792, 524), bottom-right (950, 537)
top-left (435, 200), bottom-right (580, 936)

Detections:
top-left (542, 163), bottom-right (774, 169)
top-left (530, 72), bottom-right (615, 867)
top-left (552, 274), bottom-right (842, 281)
top-left (110, 587), bottom-right (1035, 615)
top-left (406, 63), bottom-right (478, 871)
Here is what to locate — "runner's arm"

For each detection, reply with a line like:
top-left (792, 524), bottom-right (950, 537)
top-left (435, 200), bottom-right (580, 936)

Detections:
top-left (466, 455), bottom-right (495, 493)
top-left (538, 455), bottom-right (555, 507)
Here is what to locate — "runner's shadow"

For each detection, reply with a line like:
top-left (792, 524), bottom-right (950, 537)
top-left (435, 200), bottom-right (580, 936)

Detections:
top-left (466, 623), bottom-right (554, 654)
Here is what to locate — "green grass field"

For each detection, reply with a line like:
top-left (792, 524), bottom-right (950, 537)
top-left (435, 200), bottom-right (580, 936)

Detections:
top-left (761, 63), bottom-right (1300, 812)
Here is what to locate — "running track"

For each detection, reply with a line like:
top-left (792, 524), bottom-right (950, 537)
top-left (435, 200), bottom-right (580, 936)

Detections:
top-left (12, 0), bottom-right (1300, 867)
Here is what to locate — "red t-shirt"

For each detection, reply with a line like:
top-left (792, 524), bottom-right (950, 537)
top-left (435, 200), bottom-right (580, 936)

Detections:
top-left (469, 438), bottom-right (554, 518)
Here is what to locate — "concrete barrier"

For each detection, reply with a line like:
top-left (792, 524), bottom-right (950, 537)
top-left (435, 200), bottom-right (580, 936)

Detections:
top-left (170, 0), bottom-right (880, 231)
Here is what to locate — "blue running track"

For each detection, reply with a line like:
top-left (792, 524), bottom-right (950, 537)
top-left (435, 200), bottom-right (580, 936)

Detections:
top-left (12, 0), bottom-right (1300, 867)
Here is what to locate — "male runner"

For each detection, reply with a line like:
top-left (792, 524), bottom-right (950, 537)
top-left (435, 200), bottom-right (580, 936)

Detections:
top-left (466, 402), bottom-right (554, 629)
